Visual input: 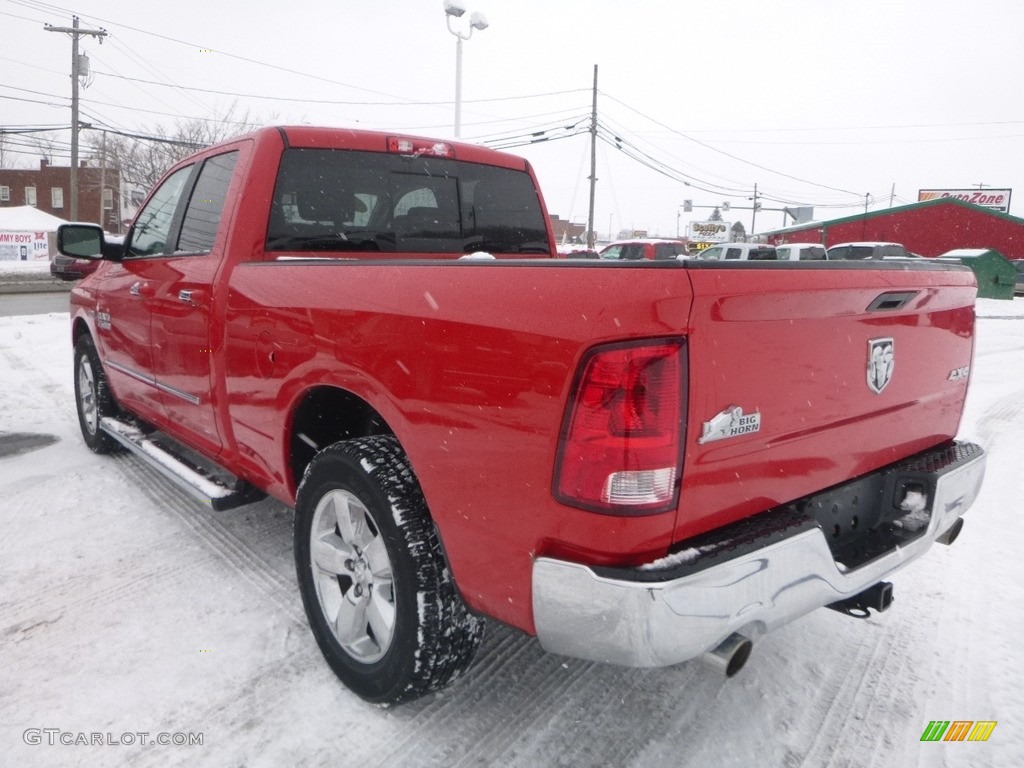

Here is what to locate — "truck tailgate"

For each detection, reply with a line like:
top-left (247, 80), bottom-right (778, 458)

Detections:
top-left (676, 261), bottom-right (978, 543)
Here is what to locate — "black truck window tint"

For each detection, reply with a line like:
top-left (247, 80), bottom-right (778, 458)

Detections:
top-left (128, 165), bottom-right (193, 257)
top-left (176, 151), bottom-right (239, 254)
top-left (267, 148), bottom-right (549, 255)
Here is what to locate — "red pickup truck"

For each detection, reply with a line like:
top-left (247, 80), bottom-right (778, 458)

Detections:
top-left (58, 126), bottom-right (986, 705)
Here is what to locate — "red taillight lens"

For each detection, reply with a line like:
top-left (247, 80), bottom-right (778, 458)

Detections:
top-left (554, 339), bottom-right (686, 514)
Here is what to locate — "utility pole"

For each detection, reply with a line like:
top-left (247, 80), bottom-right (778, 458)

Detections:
top-left (750, 183), bottom-right (759, 235)
top-left (98, 129), bottom-right (107, 229)
top-left (587, 65), bottom-right (598, 250)
top-left (45, 16), bottom-right (107, 221)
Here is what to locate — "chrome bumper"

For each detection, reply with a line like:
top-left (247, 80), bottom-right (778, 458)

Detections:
top-left (532, 441), bottom-right (986, 667)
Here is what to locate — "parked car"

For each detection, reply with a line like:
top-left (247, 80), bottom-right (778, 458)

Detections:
top-left (827, 242), bottom-right (908, 260)
top-left (50, 252), bottom-right (101, 281)
top-left (1012, 259), bottom-right (1024, 296)
top-left (699, 242), bottom-right (777, 260)
top-left (599, 238), bottom-right (689, 261)
top-left (775, 243), bottom-right (827, 261)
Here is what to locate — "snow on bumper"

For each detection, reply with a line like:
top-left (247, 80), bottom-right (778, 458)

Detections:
top-left (532, 441), bottom-right (986, 668)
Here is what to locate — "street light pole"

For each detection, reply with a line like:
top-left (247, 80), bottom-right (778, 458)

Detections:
top-left (443, 0), bottom-right (488, 139)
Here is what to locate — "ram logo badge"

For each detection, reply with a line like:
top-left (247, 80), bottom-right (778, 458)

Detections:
top-left (699, 405), bottom-right (761, 444)
top-left (867, 338), bottom-right (894, 394)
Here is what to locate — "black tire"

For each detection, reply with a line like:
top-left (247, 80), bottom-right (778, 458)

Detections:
top-left (73, 335), bottom-right (122, 454)
top-left (294, 435), bottom-right (483, 705)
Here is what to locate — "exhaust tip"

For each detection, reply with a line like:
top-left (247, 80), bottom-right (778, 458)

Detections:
top-left (701, 633), bottom-right (753, 678)
top-left (936, 517), bottom-right (964, 546)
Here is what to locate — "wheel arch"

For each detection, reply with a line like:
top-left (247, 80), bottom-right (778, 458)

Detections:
top-left (71, 315), bottom-right (92, 346)
top-left (286, 385), bottom-right (396, 498)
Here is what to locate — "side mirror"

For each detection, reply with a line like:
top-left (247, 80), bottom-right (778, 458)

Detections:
top-left (57, 223), bottom-right (120, 260)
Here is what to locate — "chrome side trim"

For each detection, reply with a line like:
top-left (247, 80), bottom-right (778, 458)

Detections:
top-left (106, 360), bottom-right (202, 406)
top-left (532, 443), bottom-right (985, 668)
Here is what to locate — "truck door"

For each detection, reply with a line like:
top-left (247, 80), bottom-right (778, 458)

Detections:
top-left (145, 150), bottom-right (241, 458)
top-left (95, 164), bottom-right (195, 424)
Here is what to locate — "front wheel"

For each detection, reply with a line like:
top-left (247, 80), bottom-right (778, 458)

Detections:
top-left (73, 335), bottom-right (121, 454)
top-left (294, 435), bottom-right (483, 705)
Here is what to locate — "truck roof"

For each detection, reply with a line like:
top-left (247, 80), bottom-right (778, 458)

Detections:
top-left (223, 125), bottom-right (531, 172)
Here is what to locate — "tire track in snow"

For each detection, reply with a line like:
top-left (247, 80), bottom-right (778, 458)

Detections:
top-left (0, 456), bottom-right (195, 625)
top-left (113, 454), bottom-right (302, 622)
top-left (371, 623), bottom-right (715, 768)
top-left (972, 392), bottom-right (1024, 451)
top-left (785, 613), bottom-right (911, 768)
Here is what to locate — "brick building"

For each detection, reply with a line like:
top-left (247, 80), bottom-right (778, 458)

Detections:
top-left (0, 159), bottom-right (121, 231)
top-left (548, 214), bottom-right (587, 244)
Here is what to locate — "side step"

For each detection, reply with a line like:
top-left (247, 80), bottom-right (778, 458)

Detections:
top-left (100, 417), bottom-right (266, 511)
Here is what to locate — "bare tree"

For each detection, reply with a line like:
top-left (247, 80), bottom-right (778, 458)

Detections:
top-left (85, 103), bottom-right (264, 191)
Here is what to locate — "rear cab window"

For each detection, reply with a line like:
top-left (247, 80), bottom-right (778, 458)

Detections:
top-left (266, 149), bottom-right (550, 257)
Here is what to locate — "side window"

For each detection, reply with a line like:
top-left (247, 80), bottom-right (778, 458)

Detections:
top-left (701, 246), bottom-right (723, 260)
top-left (654, 244), bottom-right (679, 260)
top-left (600, 245), bottom-right (623, 260)
top-left (128, 166), bottom-right (193, 257)
top-left (176, 151), bottom-right (239, 253)
top-left (724, 247), bottom-right (741, 260)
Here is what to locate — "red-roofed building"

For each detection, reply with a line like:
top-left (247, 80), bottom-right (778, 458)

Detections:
top-left (764, 198), bottom-right (1024, 259)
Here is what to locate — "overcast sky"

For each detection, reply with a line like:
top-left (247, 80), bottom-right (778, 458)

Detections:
top-left (3, 0), bottom-right (1024, 238)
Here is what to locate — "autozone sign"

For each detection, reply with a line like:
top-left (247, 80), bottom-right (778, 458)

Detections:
top-left (918, 188), bottom-right (1012, 213)
top-left (687, 221), bottom-right (730, 243)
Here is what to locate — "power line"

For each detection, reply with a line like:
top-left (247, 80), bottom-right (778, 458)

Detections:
top-left (600, 90), bottom-right (864, 199)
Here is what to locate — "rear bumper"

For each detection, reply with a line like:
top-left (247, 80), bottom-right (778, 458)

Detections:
top-left (532, 441), bottom-right (985, 667)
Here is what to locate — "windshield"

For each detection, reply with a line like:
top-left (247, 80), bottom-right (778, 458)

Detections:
top-left (266, 148), bottom-right (550, 256)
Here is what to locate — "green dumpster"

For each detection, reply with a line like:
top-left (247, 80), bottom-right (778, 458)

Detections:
top-left (937, 248), bottom-right (1017, 300)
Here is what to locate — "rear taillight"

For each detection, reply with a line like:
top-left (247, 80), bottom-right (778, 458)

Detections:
top-left (554, 338), bottom-right (686, 514)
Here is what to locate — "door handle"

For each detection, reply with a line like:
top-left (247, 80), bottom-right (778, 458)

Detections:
top-left (178, 289), bottom-right (204, 306)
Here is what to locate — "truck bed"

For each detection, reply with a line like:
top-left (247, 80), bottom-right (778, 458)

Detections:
top-left (222, 257), bottom-right (977, 632)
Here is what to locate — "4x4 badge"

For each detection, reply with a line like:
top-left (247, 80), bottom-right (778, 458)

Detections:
top-left (699, 406), bottom-right (761, 444)
top-left (867, 337), bottom-right (894, 394)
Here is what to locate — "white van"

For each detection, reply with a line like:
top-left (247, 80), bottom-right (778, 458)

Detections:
top-left (775, 243), bottom-right (827, 261)
top-left (699, 242), bottom-right (777, 261)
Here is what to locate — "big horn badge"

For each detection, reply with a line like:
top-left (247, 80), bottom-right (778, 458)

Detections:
top-left (867, 337), bottom-right (894, 394)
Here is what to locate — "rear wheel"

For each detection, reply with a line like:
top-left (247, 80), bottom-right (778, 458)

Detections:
top-left (73, 335), bottom-right (121, 454)
top-left (295, 435), bottom-right (483, 705)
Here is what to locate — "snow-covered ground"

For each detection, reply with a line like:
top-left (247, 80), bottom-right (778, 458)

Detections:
top-left (1, 299), bottom-right (1022, 768)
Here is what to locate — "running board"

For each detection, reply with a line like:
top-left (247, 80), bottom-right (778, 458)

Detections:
top-left (100, 417), bottom-right (266, 511)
